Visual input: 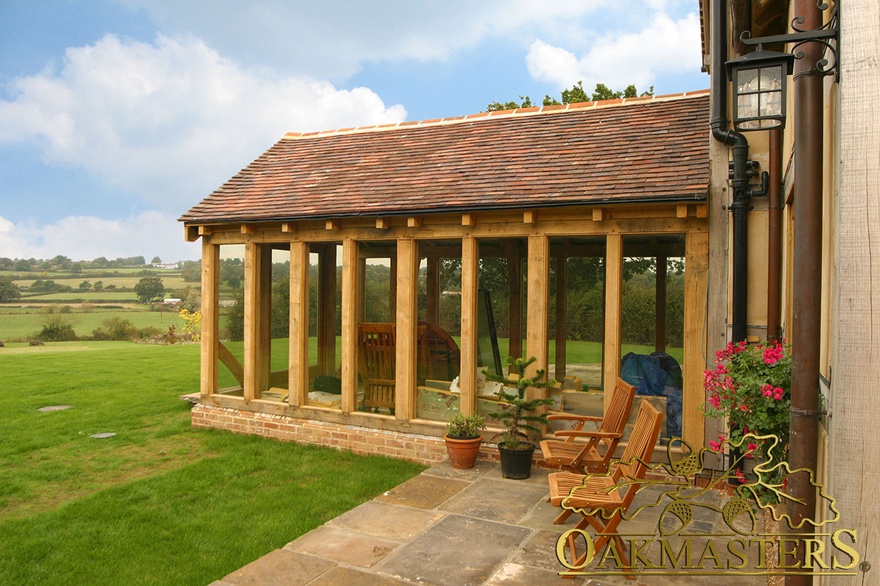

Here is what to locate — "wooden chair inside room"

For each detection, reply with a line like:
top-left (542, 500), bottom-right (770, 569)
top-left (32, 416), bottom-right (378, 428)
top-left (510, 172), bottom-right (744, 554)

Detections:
top-left (357, 323), bottom-right (396, 413)
top-left (540, 378), bottom-right (637, 474)
top-left (416, 321), bottom-right (461, 383)
top-left (548, 399), bottom-right (663, 575)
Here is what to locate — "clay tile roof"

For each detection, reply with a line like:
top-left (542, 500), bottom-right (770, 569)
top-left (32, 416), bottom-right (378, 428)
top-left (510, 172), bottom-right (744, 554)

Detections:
top-left (180, 91), bottom-right (710, 225)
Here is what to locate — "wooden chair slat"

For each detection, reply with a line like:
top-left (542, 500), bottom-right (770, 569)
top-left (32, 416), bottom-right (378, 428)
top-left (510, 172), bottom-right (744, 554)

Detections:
top-left (547, 398), bottom-right (663, 575)
top-left (540, 378), bottom-right (637, 473)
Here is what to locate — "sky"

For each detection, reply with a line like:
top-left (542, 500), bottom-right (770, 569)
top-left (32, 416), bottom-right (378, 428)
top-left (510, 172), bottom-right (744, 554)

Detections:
top-left (0, 0), bottom-right (708, 263)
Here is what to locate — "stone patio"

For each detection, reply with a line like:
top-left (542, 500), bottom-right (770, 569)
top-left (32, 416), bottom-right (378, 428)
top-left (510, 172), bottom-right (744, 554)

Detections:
top-left (211, 461), bottom-right (770, 586)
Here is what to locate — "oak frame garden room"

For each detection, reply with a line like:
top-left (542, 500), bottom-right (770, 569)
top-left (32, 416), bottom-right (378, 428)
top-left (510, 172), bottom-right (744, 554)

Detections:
top-left (180, 91), bottom-right (711, 461)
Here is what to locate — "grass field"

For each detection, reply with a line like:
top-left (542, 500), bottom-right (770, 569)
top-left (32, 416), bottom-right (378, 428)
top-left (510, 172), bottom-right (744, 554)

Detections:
top-left (12, 274), bottom-right (190, 291)
top-left (0, 342), bottom-right (425, 585)
top-left (0, 306), bottom-right (187, 341)
top-left (18, 291), bottom-right (141, 302)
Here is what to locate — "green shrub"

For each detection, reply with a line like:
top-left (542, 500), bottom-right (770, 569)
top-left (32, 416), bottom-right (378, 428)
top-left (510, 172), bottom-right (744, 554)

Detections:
top-left (35, 308), bottom-right (77, 341)
top-left (93, 317), bottom-right (139, 341)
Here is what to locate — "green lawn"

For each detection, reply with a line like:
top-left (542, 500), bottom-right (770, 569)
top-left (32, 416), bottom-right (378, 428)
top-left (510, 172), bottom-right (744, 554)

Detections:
top-left (0, 342), bottom-right (424, 585)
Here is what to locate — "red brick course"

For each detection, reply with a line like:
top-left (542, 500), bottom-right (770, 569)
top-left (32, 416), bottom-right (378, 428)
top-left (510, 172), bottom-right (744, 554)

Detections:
top-left (191, 404), bottom-right (461, 465)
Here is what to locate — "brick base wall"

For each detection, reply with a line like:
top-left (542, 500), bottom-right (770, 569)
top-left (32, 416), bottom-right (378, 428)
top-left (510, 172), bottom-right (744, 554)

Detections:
top-left (191, 404), bottom-right (501, 466)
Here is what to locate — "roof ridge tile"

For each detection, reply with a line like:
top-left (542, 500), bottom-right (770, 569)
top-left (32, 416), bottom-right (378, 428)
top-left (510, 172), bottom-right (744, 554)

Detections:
top-left (281, 90), bottom-right (709, 141)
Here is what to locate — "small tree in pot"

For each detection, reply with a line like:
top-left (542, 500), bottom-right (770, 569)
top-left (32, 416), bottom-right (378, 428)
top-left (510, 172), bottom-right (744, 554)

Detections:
top-left (444, 413), bottom-right (486, 469)
top-left (485, 356), bottom-right (555, 479)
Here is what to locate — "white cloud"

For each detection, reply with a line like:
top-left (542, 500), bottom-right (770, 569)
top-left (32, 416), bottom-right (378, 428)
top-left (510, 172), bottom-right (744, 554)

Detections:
top-left (526, 10), bottom-right (702, 93)
top-left (116, 0), bottom-right (604, 80)
top-left (0, 212), bottom-right (199, 262)
top-left (0, 34), bottom-right (407, 214)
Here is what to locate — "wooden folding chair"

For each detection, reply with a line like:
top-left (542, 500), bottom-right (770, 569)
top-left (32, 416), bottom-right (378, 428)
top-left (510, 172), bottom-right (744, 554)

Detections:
top-left (540, 378), bottom-right (636, 473)
top-left (548, 399), bottom-right (663, 575)
top-left (357, 323), bottom-right (396, 413)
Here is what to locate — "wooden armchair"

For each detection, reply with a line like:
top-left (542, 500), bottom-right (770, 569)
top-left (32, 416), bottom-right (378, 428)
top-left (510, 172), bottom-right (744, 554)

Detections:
top-left (539, 378), bottom-right (636, 474)
top-left (548, 399), bottom-right (663, 575)
top-left (417, 321), bottom-right (461, 383)
top-left (357, 323), bottom-right (396, 413)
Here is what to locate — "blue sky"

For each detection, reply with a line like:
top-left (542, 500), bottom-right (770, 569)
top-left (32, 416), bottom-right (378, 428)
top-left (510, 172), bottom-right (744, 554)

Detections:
top-left (0, 0), bottom-right (708, 262)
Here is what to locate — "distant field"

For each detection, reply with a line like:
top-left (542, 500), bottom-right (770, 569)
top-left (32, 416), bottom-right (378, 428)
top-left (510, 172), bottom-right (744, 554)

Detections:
top-left (18, 291), bottom-right (139, 302)
top-left (0, 307), bottom-right (186, 341)
top-left (13, 274), bottom-right (190, 291)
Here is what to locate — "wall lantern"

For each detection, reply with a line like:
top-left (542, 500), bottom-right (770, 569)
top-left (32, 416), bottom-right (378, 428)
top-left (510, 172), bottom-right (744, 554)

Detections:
top-left (726, 47), bottom-right (794, 131)
top-left (726, 0), bottom-right (839, 132)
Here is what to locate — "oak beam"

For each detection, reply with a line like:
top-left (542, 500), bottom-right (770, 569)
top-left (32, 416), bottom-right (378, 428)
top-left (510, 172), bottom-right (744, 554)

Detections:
top-left (289, 241), bottom-right (309, 407)
top-left (459, 236), bottom-right (479, 414)
top-left (340, 239), bottom-right (360, 413)
top-left (603, 234), bottom-right (623, 406)
top-left (504, 240), bottom-right (524, 362)
top-left (395, 238), bottom-right (418, 420)
top-left (683, 232), bottom-right (709, 448)
top-left (655, 254), bottom-right (667, 353)
top-left (526, 234), bottom-right (550, 380)
top-left (554, 254), bottom-right (567, 380)
top-left (243, 242), bottom-right (271, 401)
top-left (317, 245), bottom-right (337, 376)
top-left (200, 239), bottom-right (220, 397)
top-left (426, 256), bottom-right (440, 325)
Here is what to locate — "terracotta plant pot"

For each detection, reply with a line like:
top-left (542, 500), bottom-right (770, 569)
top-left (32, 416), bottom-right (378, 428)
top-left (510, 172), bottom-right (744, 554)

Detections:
top-left (498, 443), bottom-right (536, 479)
top-left (444, 435), bottom-right (482, 469)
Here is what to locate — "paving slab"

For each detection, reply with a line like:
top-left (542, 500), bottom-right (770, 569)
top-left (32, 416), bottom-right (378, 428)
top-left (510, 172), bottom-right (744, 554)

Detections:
top-left (285, 525), bottom-right (400, 568)
top-left (439, 477), bottom-right (549, 525)
top-left (517, 493), bottom-right (570, 531)
top-left (512, 529), bottom-right (573, 573)
top-left (378, 514), bottom-right (532, 586)
top-left (422, 459), bottom-right (496, 480)
top-left (374, 472), bottom-right (470, 509)
top-left (298, 565), bottom-right (413, 585)
top-left (326, 500), bottom-right (445, 541)
top-left (486, 562), bottom-right (589, 585)
top-left (217, 548), bottom-right (335, 585)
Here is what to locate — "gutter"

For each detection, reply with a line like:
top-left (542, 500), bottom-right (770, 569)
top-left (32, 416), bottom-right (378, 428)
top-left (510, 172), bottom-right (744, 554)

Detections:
top-left (710, 0), bottom-right (751, 343)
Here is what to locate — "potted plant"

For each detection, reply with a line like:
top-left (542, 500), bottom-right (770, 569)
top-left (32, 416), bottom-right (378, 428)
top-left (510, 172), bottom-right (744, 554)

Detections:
top-left (443, 413), bottom-right (486, 469)
top-left (485, 356), bottom-right (555, 479)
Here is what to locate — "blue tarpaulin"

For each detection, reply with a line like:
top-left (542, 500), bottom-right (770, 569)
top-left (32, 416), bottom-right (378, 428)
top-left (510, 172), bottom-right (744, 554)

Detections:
top-left (620, 352), bottom-right (683, 438)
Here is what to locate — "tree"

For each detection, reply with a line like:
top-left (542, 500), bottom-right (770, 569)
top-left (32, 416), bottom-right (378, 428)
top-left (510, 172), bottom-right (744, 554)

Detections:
top-left (134, 276), bottom-right (165, 304)
top-left (79, 280), bottom-right (92, 291)
top-left (151, 256), bottom-right (162, 264)
top-left (50, 255), bottom-right (72, 270)
top-left (486, 96), bottom-right (534, 112)
top-left (0, 277), bottom-right (21, 301)
top-left (220, 258), bottom-right (244, 289)
top-left (181, 260), bottom-right (201, 282)
top-left (487, 82), bottom-right (654, 111)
